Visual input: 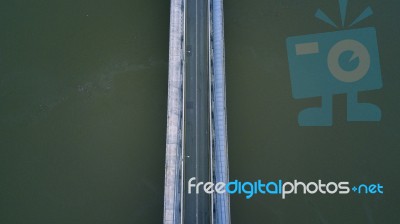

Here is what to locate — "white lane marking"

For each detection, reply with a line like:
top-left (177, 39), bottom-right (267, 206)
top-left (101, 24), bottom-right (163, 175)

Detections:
top-left (195, 0), bottom-right (199, 222)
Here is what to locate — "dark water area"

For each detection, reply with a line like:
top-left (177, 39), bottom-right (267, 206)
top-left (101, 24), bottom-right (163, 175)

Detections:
top-left (0, 1), bottom-right (169, 223)
top-left (0, 0), bottom-right (399, 223)
top-left (225, 0), bottom-right (400, 223)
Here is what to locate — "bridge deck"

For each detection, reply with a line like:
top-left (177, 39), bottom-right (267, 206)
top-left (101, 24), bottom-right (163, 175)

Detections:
top-left (164, 0), bottom-right (230, 223)
top-left (183, 0), bottom-right (211, 223)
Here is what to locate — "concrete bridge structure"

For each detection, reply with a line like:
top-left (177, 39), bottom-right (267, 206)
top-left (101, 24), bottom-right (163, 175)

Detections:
top-left (163, 0), bottom-right (230, 223)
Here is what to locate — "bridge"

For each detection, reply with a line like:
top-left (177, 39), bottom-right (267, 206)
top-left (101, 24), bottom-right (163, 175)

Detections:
top-left (163, 0), bottom-right (230, 223)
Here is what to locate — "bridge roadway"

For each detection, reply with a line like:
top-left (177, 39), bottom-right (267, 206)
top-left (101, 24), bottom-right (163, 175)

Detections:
top-left (183, 0), bottom-right (211, 223)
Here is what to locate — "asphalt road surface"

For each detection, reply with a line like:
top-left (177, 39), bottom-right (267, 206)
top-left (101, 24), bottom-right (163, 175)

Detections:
top-left (183, 0), bottom-right (211, 223)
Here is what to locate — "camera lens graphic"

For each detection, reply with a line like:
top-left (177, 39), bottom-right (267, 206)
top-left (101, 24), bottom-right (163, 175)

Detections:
top-left (328, 39), bottom-right (371, 83)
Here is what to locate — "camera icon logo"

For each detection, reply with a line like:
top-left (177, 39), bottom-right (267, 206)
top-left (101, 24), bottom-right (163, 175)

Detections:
top-left (286, 0), bottom-right (383, 126)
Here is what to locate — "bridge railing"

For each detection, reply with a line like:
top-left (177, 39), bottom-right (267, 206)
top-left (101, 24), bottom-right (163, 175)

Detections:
top-left (163, 0), bottom-right (185, 223)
